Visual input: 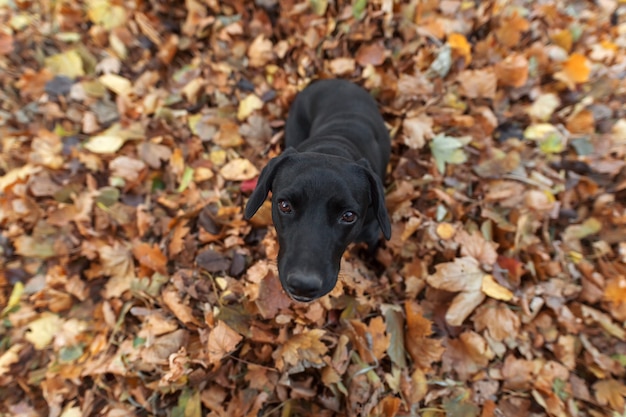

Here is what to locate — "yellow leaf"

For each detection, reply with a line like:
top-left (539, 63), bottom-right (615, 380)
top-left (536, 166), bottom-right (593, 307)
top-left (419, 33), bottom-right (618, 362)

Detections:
top-left (237, 94), bottom-right (264, 121)
top-left (1, 282), bottom-right (23, 316)
top-left (84, 134), bottom-right (125, 154)
top-left (436, 223), bottom-right (456, 240)
top-left (44, 50), bottom-right (85, 79)
top-left (219, 158), bottom-right (259, 181)
top-left (448, 33), bottom-right (471, 65)
top-left (98, 73), bottom-right (132, 96)
top-left (528, 93), bottom-right (560, 122)
top-left (25, 313), bottom-right (63, 350)
top-left (481, 274), bottom-right (513, 301)
top-left (87, 0), bottom-right (128, 29)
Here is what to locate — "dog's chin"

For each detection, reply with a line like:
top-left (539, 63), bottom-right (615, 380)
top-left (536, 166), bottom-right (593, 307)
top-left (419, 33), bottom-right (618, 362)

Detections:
top-left (288, 293), bottom-right (316, 303)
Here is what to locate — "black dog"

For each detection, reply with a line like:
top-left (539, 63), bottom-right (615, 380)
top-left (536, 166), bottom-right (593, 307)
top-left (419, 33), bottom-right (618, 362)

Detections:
top-left (244, 79), bottom-right (391, 302)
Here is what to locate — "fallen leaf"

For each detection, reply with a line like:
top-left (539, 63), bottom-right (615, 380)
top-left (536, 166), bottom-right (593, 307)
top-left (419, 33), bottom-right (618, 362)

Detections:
top-left (448, 33), bottom-right (471, 65)
top-left (329, 57), bottom-right (356, 76)
top-left (404, 301), bottom-right (445, 371)
top-left (429, 133), bottom-right (468, 174)
top-left (25, 313), bottom-right (63, 350)
top-left (427, 257), bottom-right (483, 293)
top-left (558, 53), bottom-right (591, 84)
top-left (495, 54), bottom-right (528, 87)
top-left (219, 158), bottom-right (259, 181)
top-left (237, 94), bottom-right (264, 121)
top-left (527, 93), bottom-right (561, 122)
top-left (207, 321), bottom-right (243, 365)
top-left (44, 50), bottom-right (85, 79)
top-left (273, 329), bottom-right (328, 371)
top-left (356, 42), bottom-right (386, 66)
top-left (402, 114), bottom-right (433, 149)
top-left (594, 379), bottom-right (626, 411)
top-left (481, 274), bottom-right (513, 301)
top-left (132, 242), bottom-right (168, 275)
top-left (457, 68), bottom-right (497, 99)
top-left (248, 35), bottom-right (274, 68)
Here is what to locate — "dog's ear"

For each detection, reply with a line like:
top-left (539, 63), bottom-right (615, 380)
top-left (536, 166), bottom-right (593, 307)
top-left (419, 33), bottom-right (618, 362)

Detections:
top-left (244, 148), bottom-right (297, 219)
top-left (356, 159), bottom-right (392, 240)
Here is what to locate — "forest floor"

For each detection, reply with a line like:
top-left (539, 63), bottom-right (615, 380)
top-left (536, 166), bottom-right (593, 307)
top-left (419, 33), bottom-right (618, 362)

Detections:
top-left (1, 0), bottom-right (626, 416)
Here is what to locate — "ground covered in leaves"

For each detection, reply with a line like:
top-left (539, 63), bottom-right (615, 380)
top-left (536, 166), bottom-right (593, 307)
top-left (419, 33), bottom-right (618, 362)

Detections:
top-left (1, 0), bottom-right (626, 416)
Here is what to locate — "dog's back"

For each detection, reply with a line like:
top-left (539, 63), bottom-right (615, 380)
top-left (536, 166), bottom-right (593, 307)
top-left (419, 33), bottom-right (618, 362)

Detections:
top-left (284, 79), bottom-right (390, 180)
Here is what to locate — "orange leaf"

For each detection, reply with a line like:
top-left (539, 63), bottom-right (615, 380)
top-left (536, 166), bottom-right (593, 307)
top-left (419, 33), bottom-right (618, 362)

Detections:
top-left (132, 242), bottom-right (167, 274)
top-left (404, 301), bottom-right (445, 371)
top-left (448, 33), bottom-right (472, 65)
top-left (561, 53), bottom-right (591, 84)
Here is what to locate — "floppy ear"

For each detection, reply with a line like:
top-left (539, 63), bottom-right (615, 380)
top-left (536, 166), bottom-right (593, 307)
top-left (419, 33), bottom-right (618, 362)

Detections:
top-left (356, 159), bottom-right (392, 240)
top-left (244, 148), bottom-right (297, 220)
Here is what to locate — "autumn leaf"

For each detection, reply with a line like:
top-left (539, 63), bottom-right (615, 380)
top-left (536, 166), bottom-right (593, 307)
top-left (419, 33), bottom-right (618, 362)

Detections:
top-left (402, 114), bottom-right (433, 149)
top-left (594, 379), bottom-right (626, 411)
top-left (448, 33), bottom-right (471, 65)
top-left (25, 313), bottom-right (63, 350)
top-left (429, 133), bottom-right (468, 174)
top-left (556, 53), bottom-right (591, 86)
top-left (132, 242), bottom-right (168, 275)
top-left (237, 94), bottom-right (264, 121)
top-left (404, 301), bottom-right (445, 371)
top-left (219, 158), bottom-right (259, 181)
top-left (207, 321), bottom-right (243, 365)
top-left (274, 329), bottom-right (328, 371)
top-left (426, 257), bottom-right (483, 293)
top-left (44, 50), bottom-right (85, 79)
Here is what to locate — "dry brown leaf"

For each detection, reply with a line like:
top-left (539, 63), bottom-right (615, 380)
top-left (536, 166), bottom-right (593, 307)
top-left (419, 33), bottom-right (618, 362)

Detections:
top-left (426, 256), bottom-right (484, 293)
top-left (404, 301), bottom-right (445, 371)
top-left (594, 379), bottom-right (626, 411)
top-left (495, 54), bottom-right (529, 87)
top-left (161, 287), bottom-right (200, 326)
top-left (207, 321), bottom-right (243, 366)
top-left (457, 68), bottom-right (497, 99)
top-left (355, 42), bottom-right (387, 66)
top-left (248, 35), bottom-right (274, 68)
top-left (454, 230), bottom-right (498, 266)
top-left (132, 242), bottom-right (168, 275)
top-left (402, 114), bottom-right (433, 149)
top-left (273, 329), bottom-right (328, 371)
top-left (219, 158), bottom-right (259, 181)
top-left (473, 301), bottom-right (520, 341)
top-left (495, 12), bottom-right (529, 47)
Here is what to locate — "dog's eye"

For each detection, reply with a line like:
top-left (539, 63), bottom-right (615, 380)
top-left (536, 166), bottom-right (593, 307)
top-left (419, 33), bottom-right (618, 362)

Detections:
top-left (277, 199), bottom-right (292, 214)
top-left (341, 211), bottom-right (357, 223)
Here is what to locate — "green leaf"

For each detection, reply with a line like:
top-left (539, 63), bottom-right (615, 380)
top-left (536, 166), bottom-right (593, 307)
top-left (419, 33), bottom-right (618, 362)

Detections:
top-left (309, 0), bottom-right (328, 16)
top-left (429, 133), bottom-right (468, 174)
top-left (353, 0), bottom-right (367, 19)
top-left (59, 344), bottom-right (84, 363)
top-left (177, 166), bottom-right (195, 193)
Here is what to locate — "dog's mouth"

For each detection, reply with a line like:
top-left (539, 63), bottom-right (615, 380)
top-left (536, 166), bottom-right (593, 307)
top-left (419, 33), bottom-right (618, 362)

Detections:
top-left (289, 293), bottom-right (316, 303)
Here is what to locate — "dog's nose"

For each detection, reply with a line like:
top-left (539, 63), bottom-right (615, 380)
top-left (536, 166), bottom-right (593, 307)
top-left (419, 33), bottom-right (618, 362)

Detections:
top-left (285, 273), bottom-right (324, 302)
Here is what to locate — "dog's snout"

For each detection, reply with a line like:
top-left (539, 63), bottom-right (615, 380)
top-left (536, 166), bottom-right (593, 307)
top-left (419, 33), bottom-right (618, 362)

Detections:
top-left (285, 273), bottom-right (324, 301)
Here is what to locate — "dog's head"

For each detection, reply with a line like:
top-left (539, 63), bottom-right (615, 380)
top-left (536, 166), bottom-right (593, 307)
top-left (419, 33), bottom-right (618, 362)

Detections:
top-left (244, 148), bottom-right (391, 302)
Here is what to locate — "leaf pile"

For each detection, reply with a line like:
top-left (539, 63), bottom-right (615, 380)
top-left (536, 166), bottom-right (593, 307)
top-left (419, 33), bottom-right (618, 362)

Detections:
top-left (1, 0), bottom-right (626, 416)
